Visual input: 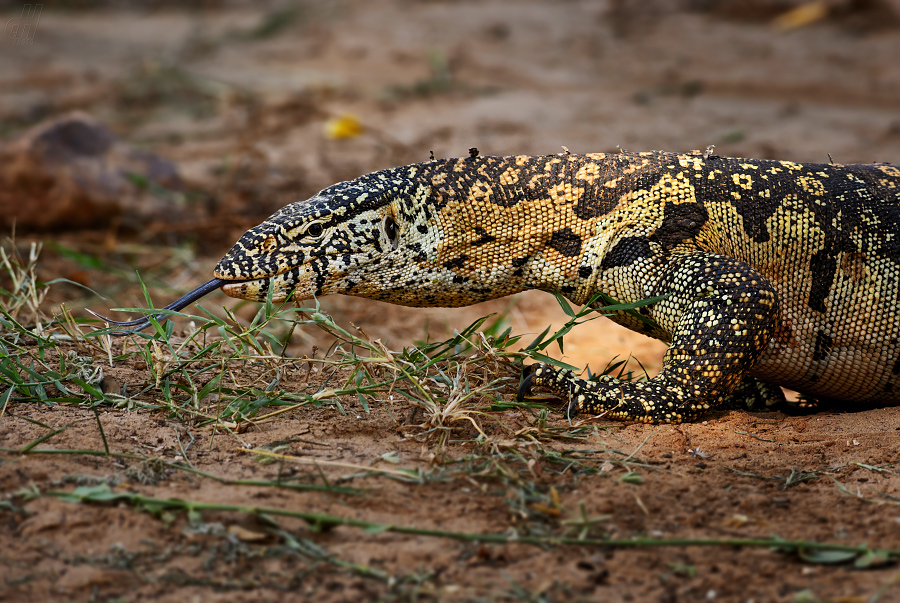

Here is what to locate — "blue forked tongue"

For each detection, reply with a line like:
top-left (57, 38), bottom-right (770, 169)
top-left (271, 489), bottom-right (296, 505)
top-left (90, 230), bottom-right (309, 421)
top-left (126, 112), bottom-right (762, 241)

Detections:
top-left (88, 278), bottom-right (228, 335)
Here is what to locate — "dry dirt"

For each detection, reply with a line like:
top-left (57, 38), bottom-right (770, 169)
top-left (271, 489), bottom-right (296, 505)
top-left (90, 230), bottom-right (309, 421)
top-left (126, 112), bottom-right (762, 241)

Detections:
top-left (2, 1), bottom-right (900, 601)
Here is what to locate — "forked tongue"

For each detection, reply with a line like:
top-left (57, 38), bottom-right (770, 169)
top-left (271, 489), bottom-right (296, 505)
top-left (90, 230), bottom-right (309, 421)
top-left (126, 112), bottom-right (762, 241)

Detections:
top-left (88, 278), bottom-right (228, 336)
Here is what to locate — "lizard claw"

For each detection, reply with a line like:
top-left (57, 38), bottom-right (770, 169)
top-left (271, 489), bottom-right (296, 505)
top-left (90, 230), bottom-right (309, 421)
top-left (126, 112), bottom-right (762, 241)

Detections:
top-left (516, 363), bottom-right (542, 402)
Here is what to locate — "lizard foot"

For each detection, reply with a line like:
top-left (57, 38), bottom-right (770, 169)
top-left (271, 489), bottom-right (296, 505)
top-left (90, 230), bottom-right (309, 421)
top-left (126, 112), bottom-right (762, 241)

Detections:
top-left (516, 363), bottom-right (539, 401)
top-left (516, 362), bottom-right (703, 424)
top-left (720, 376), bottom-right (786, 411)
top-left (516, 363), bottom-right (560, 403)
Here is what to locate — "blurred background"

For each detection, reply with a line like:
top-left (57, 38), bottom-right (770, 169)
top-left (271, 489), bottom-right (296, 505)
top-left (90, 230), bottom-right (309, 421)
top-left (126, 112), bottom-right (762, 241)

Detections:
top-left (2, 0), bottom-right (899, 374)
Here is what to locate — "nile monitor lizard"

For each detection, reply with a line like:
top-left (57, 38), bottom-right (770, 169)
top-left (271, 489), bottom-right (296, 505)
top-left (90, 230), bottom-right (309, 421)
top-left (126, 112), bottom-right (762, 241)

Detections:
top-left (97, 150), bottom-right (900, 424)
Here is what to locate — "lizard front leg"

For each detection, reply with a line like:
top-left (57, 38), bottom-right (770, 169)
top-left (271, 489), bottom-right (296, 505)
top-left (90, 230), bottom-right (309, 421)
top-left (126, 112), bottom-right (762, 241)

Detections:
top-left (518, 253), bottom-right (780, 424)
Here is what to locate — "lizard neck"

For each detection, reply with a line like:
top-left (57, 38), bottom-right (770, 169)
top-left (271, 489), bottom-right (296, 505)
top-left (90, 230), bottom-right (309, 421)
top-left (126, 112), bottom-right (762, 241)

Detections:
top-left (414, 153), bottom-right (627, 305)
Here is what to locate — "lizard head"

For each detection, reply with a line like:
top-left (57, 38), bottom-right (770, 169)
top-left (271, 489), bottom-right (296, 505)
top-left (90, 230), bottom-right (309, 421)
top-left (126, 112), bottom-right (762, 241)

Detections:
top-left (94, 154), bottom-right (575, 334)
top-left (214, 170), bottom-right (403, 303)
top-left (214, 162), bottom-right (511, 307)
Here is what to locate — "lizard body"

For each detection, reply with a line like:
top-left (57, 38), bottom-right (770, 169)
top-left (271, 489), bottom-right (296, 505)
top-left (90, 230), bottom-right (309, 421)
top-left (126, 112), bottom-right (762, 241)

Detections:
top-left (156, 151), bottom-right (900, 423)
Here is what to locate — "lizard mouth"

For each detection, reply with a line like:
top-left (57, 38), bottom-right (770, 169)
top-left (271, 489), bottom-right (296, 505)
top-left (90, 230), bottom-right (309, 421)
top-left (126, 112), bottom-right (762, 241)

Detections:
top-left (218, 276), bottom-right (290, 302)
top-left (217, 263), bottom-right (320, 303)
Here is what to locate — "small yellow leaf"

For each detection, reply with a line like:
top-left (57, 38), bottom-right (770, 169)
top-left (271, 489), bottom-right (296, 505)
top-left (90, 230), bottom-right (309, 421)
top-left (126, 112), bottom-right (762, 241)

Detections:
top-left (227, 525), bottom-right (269, 541)
top-left (531, 502), bottom-right (561, 517)
top-left (723, 513), bottom-right (752, 528)
top-left (550, 486), bottom-right (560, 507)
top-left (324, 113), bottom-right (363, 139)
top-left (772, 2), bottom-right (828, 30)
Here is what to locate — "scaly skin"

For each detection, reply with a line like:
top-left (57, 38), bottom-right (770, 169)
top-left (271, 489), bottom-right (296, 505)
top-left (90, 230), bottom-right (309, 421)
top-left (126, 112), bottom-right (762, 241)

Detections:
top-left (213, 151), bottom-right (900, 423)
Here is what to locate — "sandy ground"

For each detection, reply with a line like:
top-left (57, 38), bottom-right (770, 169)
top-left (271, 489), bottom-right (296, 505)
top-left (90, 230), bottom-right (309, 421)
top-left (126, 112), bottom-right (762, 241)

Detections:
top-left (2, 1), bottom-right (900, 601)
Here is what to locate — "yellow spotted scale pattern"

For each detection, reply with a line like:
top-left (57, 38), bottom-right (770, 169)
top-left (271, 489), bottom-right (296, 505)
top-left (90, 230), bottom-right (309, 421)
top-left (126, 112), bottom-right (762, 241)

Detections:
top-left (214, 151), bottom-right (900, 424)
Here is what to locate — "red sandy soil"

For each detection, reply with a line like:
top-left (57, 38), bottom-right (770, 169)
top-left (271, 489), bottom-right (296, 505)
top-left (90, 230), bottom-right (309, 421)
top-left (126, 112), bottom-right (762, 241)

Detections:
top-left (2, 1), bottom-right (900, 601)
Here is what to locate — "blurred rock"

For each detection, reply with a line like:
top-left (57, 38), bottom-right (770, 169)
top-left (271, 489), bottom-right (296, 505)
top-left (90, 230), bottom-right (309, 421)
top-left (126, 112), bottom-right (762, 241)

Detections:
top-left (0, 112), bottom-right (184, 231)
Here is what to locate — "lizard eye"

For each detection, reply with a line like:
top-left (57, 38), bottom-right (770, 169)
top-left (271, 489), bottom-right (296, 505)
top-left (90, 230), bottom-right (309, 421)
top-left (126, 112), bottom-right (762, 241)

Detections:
top-left (383, 216), bottom-right (398, 247)
top-left (306, 223), bottom-right (324, 238)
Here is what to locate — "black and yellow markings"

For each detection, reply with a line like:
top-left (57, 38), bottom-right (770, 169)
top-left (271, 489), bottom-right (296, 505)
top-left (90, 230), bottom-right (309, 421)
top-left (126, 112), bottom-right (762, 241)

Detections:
top-left (213, 150), bottom-right (900, 422)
